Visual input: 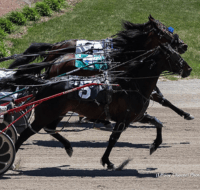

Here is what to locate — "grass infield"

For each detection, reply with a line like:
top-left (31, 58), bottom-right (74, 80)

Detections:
top-left (1, 0), bottom-right (200, 78)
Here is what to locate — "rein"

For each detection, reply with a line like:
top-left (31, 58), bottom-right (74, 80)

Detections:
top-left (107, 48), bottom-right (158, 72)
top-left (0, 46), bottom-right (76, 63)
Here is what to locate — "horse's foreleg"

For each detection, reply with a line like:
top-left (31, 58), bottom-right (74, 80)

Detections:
top-left (150, 127), bottom-right (162, 155)
top-left (101, 122), bottom-right (126, 170)
top-left (151, 88), bottom-right (194, 120)
top-left (44, 118), bottom-right (73, 157)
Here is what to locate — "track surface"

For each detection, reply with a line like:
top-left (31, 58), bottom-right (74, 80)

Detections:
top-left (1, 79), bottom-right (200, 190)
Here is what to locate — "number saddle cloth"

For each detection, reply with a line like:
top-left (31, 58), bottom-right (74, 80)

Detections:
top-left (56, 75), bottom-right (113, 106)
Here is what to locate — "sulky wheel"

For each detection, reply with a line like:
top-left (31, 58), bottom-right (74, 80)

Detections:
top-left (0, 121), bottom-right (18, 144)
top-left (13, 111), bottom-right (29, 135)
top-left (0, 132), bottom-right (15, 176)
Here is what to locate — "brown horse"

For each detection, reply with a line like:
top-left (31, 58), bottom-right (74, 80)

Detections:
top-left (9, 16), bottom-right (193, 126)
top-left (9, 15), bottom-right (187, 76)
top-left (7, 43), bottom-right (191, 170)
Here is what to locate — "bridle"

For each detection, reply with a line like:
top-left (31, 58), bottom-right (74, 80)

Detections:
top-left (147, 16), bottom-right (185, 51)
top-left (159, 43), bottom-right (186, 76)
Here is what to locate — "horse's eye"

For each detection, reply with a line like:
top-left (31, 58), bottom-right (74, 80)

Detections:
top-left (173, 34), bottom-right (179, 40)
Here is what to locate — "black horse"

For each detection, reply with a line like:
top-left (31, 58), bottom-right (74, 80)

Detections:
top-left (1, 43), bottom-right (191, 170)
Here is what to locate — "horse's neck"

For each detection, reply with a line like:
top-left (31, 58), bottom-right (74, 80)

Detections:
top-left (131, 64), bottom-right (162, 99)
top-left (136, 77), bottom-right (159, 98)
top-left (111, 33), bottom-right (148, 62)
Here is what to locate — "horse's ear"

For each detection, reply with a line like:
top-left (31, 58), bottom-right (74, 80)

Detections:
top-left (148, 15), bottom-right (154, 21)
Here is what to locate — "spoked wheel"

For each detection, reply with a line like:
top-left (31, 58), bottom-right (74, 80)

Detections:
top-left (0, 121), bottom-right (18, 144)
top-left (0, 132), bottom-right (15, 176)
top-left (13, 111), bottom-right (29, 135)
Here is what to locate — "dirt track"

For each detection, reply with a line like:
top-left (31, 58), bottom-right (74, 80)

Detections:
top-left (1, 79), bottom-right (200, 190)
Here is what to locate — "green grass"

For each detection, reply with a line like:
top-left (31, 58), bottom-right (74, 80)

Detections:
top-left (2, 0), bottom-right (200, 78)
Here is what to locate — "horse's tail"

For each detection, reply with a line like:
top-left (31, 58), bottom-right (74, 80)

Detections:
top-left (8, 43), bottom-right (53, 69)
top-left (14, 61), bottom-right (53, 76)
top-left (0, 74), bottom-right (46, 90)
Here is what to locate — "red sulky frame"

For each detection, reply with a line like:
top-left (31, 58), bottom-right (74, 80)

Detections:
top-left (0, 83), bottom-right (119, 134)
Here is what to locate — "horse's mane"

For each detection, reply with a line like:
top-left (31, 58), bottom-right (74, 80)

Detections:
top-left (111, 20), bottom-right (150, 60)
top-left (110, 48), bottom-right (161, 88)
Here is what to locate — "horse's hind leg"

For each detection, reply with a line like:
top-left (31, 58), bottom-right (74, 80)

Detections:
top-left (151, 86), bottom-right (194, 120)
top-left (44, 118), bottom-right (73, 157)
top-left (15, 120), bottom-right (43, 152)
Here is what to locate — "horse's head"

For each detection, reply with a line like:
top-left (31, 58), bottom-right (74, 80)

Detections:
top-left (159, 43), bottom-right (192, 78)
top-left (145, 15), bottom-right (187, 54)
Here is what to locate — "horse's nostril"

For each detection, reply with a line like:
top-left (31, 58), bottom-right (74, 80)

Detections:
top-left (178, 44), bottom-right (188, 54)
top-left (183, 44), bottom-right (188, 51)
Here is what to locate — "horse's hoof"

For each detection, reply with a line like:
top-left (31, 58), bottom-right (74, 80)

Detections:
top-left (10, 164), bottom-right (16, 170)
top-left (150, 144), bottom-right (156, 155)
top-left (100, 158), bottom-right (114, 170)
top-left (184, 114), bottom-right (194, 120)
top-left (65, 147), bottom-right (73, 157)
top-left (79, 117), bottom-right (89, 123)
top-left (107, 163), bottom-right (115, 170)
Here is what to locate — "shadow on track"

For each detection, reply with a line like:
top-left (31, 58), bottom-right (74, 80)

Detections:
top-left (6, 166), bottom-right (158, 178)
top-left (57, 122), bottom-right (158, 130)
top-left (32, 140), bottom-right (171, 149)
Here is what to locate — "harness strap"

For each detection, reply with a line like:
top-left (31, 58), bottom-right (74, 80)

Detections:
top-left (103, 85), bottom-right (113, 120)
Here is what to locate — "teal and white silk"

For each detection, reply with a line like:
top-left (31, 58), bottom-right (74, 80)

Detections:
top-left (75, 54), bottom-right (108, 70)
top-left (75, 40), bottom-right (111, 70)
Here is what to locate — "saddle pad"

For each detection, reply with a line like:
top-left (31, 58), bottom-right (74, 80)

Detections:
top-left (60, 76), bottom-right (110, 103)
top-left (76, 40), bottom-right (104, 55)
top-left (74, 79), bottom-right (103, 99)
top-left (75, 54), bottom-right (108, 70)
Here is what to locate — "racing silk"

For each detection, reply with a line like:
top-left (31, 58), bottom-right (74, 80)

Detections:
top-left (0, 70), bottom-right (18, 101)
top-left (75, 54), bottom-right (108, 70)
top-left (75, 39), bottom-right (113, 70)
